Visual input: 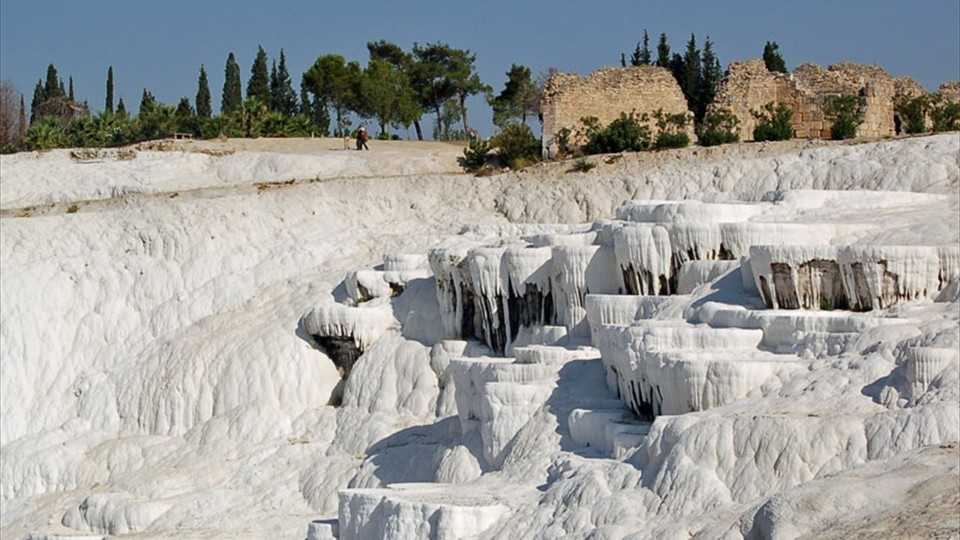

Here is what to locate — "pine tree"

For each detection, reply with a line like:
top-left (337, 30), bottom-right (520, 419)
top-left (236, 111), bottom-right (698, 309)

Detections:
top-left (698, 37), bottom-right (722, 123)
top-left (196, 65), bottom-right (212, 118)
top-left (45, 64), bottom-right (62, 99)
top-left (656, 33), bottom-right (671, 68)
top-left (140, 89), bottom-right (156, 113)
top-left (30, 80), bottom-right (44, 123)
top-left (272, 50), bottom-right (297, 116)
top-left (763, 41), bottom-right (788, 73)
top-left (175, 97), bottom-right (194, 117)
top-left (640, 30), bottom-right (652, 65)
top-left (116, 98), bottom-right (127, 117)
top-left (247, 46), bottom-right (270, 104)
top-left (68, 77), bottom-right (75, 101)
top-left (222, 53), bottom-right (242, 114)
top-left (106, 66), bottom-right (114, 113)
top-left (682, 34), bottom-right (701, 112)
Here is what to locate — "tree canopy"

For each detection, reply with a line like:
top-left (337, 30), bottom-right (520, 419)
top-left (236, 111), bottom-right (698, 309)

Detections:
top-left (763, 41), bottom-right (788, 73)
top-left (222, 53), bottom-right (243, 114)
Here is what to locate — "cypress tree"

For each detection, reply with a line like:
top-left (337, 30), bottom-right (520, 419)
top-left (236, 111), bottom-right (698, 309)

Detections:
top-left (620, 52), bottom-right (626, 68)
top-left (247, 46), bottom-right (270, 103)
top-left (682, 34), bottom-right (701, 112)
top-left (140, 89), bottom-right (156, 113)
top-left (656, 33), bottom-right (671, 68)
top-left (117, 97), bottom-right (127, 117)
top-left (669, 54), bottom-right (685, 93)
top-left (106, 66), bottom-right (114, 113)
top-left (639, 30), bottom-right (652, 65)
top-left (269, 60), bottom-right (279, 110)
top-left (698, 37), bottom-right (722, 122)
top-left (763, 41), bottom-right (788, 73)
top-left (19, 95), bottom-right (27, 137)
top-left (45, 64), bottom-right (62, 99)
top-left (629, 43), bottom-right (641, 67)
top-left (222, 53), bottom-right (242, 114)
top-left (31, 80), bottom-right (44, 122)
top-left (272, 50), bottom-right (297, 116)
top-left (68, 77), bottom-right (75, 101)
top-left (196, 65), bottom-right (212, 118)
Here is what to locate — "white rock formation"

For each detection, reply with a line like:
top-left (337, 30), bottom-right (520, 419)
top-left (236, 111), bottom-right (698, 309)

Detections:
top-left (2, 135), bottom-right (958, 539)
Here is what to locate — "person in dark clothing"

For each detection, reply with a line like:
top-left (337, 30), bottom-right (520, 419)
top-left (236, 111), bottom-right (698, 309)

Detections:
top-left (356, 126), bottom-right (370, 150)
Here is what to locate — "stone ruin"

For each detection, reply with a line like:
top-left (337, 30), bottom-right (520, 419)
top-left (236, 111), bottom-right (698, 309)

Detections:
top-left (541, 59), bottom-right (954, 151)
top-left (938, 81), bottom-right (960, 103)
top-left (707, 59), bottom-right (911, 141)
top-left (540, 66), bottom-right (695, 159)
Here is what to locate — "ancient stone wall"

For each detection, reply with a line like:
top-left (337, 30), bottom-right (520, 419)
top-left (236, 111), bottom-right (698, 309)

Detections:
top-left (706, 59), bottom-right (807, 141)
top-left (894, 76), bottom-right (927, 100)
top-left (710, 59), bottom-right (900, 141)
top-left (540, 66), bottom-right (694, 158)
top-left (938, 81), bottom-right (960, 103)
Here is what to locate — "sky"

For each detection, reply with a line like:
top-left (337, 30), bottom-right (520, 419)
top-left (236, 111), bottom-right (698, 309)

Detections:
top-left (2, 0), bottom-right (959, 138)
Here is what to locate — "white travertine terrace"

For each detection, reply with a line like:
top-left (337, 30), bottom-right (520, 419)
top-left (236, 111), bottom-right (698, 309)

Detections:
top-left (338, 484), bottom-right (509, 540)
top-left (3, 134), bottom-right (957, 540)
top-left (301, 302), bottom-right (399, 352)
top-left (549, 245), bottom-right (622, 336)
top-left (749, 244), bottom-right (945, 311)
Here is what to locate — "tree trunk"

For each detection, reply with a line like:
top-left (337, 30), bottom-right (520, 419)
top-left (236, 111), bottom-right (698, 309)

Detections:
top-left (380, 121), bottom-right (386, 137)
top-left (435, 105), bottom-right (442, 139)
top-left (459, 93), bottom-right (469, 133)
top-left (414, 120), bottom-right (423, 140)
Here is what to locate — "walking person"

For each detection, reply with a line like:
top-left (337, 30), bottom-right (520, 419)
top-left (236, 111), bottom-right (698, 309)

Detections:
top-left (356, 126), bottom-right (370, 151)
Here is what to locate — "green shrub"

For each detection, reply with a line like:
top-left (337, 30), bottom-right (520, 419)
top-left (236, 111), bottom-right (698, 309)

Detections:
top-left (568, 157), bottom-right (596, 173)
top-left (491, 123), bottom-right (540, 169)
top-left (554, 126), bottom-right (573, 158)
top-left (583, 112), bottom-right (650, 154)
top-left (653, 109), bottom-right (690, 150)
top-left (929, 94), bottom-right (960, 132)
top-left (654, 132), bottom-right (690, 149)
top-left (25, 119), bottom-right (69, 150)
top-left (824, 95), bottom-right (865, 140)
top-left (895, 95), bottom-right (928, 134)
top-left (751, 102), bottom-right (794, 141)
top-left (698, 108), bottom-right (740, 146)
top-left (457, 137), bottom-right (492, 173)
top-left (134, 103), bottom-right (177, 141)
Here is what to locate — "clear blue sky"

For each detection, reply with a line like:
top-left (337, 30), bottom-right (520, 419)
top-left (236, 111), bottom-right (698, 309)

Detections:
top-left (2, 0), bottom-right (958, 138)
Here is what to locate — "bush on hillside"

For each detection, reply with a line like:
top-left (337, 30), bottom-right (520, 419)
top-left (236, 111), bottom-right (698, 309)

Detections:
top-left (895, 95), bottom-right (928, 134)
top-left (25, 118), bottom-right (69, 150)
top-left (752, 102), bottom-right (794, 141)
top-left (582, 113), bottom-right (650, 154)
top-left (698, 108), bottom-right (740, 146)
top-left (458, 137), bottom-right (492, 173)
top-left (491, 123), bottom-right (540, 169)
top-left (653, 109), bottom-right (690, 150)
top-left (929, 93), bottom-right (960, 132)
top-left (824, 95), bottom-right (865, 140)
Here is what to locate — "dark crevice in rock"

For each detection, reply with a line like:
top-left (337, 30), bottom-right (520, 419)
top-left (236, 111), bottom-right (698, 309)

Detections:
top-left (312, 335), bottom-right (363, 407)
